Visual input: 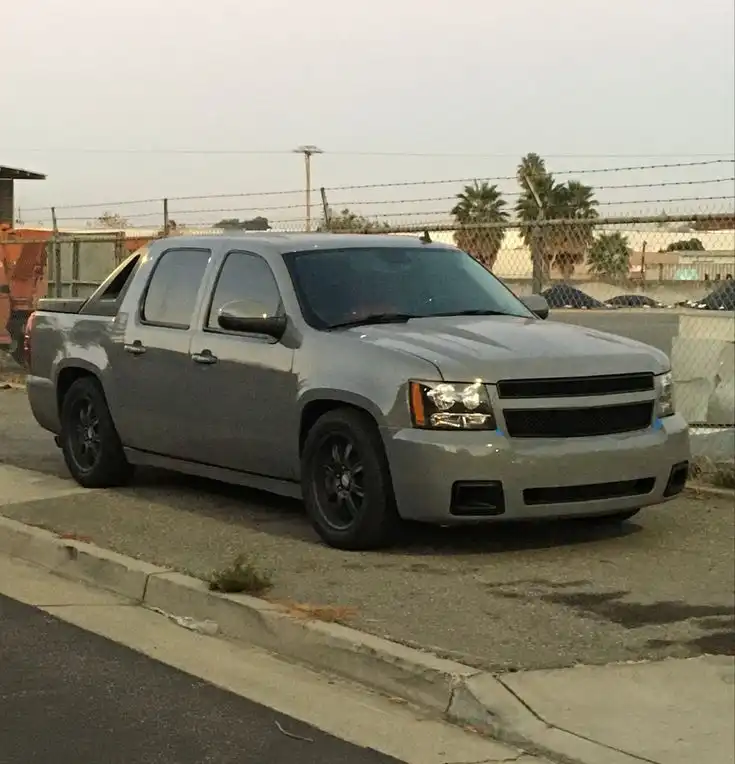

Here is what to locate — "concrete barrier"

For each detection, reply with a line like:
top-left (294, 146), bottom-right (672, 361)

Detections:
top-left (671, 312), bottom-right (735, 427)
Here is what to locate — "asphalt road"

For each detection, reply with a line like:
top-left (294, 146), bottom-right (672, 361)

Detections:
top-left (0, 592), bottom-right (399, 764)
top-left (1, 387), bottom-right (733, 673)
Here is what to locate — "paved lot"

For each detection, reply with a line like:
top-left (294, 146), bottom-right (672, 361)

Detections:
top-left (1, 387), bottom-right (733, 672)
top-left (0, 592), bottom-right (398, 764)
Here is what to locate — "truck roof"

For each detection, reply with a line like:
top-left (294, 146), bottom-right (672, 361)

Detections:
top-left (155, 231), bottom-right (449, 255)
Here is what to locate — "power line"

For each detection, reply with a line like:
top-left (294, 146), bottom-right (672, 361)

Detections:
top-left (4, 146), bottom-right (734, 158)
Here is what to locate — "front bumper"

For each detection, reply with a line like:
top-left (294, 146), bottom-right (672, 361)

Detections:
top-left (382, 414), bottom-right (690, 522)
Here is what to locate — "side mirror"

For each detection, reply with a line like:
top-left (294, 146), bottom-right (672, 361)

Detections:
top-left (217, 300), bottom-right (287, 339)
top-left (521, 294), bottom-right (549, 320)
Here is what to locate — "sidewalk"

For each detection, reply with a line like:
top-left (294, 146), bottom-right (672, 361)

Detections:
top-left (1, 512), bottom-right (733, 763)
top-left (491, 656), bottom-right (735, 764)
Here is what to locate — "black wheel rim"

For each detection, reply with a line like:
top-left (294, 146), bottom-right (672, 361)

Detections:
top-left (312, 434), bottom-right (365, 531)
top-left (69, 397), bottom-right (101, 472)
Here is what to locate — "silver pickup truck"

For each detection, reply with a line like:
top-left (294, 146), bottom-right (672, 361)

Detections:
top-left (25, 233), bottom-right (690, 550)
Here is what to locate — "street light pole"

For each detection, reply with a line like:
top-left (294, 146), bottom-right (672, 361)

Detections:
top-left (293, 145), bottom-right (323, 231)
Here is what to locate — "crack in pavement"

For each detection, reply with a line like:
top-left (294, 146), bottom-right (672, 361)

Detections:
top-left (494, 675), bottom-right (664, 764)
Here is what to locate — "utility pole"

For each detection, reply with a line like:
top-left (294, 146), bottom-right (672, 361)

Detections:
top-left (293, 145), bottom-right (323, 232)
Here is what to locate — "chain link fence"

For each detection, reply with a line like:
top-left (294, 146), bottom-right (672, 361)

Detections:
top-left (3, 211), bottom-right (734, 427)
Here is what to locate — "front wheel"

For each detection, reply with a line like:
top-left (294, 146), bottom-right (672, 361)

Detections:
top-left (60, 376), bottom-right (133, 488)
top-left (301, 408), bottom-right (401, 550)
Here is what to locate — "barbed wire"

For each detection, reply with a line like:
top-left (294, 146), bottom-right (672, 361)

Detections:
top-left (19, 159), bottom-right (735, 214)
top-left (49, 190), bottom-right (735, 225)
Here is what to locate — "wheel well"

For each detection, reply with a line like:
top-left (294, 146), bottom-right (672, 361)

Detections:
top-left (299, 399), bottom-right (379, 455)
top-left (56, 367), bottom-right (96, 412)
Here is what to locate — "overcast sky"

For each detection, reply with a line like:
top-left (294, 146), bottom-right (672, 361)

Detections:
top-left (4, 0), bottom-right (735, 228)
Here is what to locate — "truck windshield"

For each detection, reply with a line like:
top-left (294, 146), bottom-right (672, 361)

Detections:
top-left (282, 245), bottom-right (534, 329)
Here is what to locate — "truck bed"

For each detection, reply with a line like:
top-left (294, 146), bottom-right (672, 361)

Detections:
top-left (36, 298), bottom-right (86, 314)
top-left (37, 297), bottom-right (118, 317)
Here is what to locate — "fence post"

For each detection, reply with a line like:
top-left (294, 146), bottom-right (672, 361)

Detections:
top-left (114, 232), bottom-right (125, 266)
top-left (163, 198), bottom-right (170, 236)
top-left (319, 188), bottom-right (330, 231)
top-left (50, 207), bottom-right (62, 297)
top-left (71, 239), bottom-right (80, 297)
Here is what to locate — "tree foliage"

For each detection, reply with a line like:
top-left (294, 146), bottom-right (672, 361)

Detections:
top-left (318, 207), bottom-right (391, 233)
top-left (514, 153), bottom-right (599, 277)
top-left (91, 212), bottom-right (129, 229)
top-left (450, 181), bottom-right (509, 269)
top-left (214, 216), bottom-right (271, 231)
top-left (587, 233), bottom-right (631, 279)
top-left (664, 237), bottom-right (705, 252)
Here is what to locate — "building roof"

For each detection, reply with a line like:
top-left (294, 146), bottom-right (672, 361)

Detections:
top-left (0, 165), bottom-right (46, 180)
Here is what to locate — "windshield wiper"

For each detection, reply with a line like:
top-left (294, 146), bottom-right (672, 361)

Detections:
top-left (327, 312), bottom-right (417, 330)
top-left (429, 309), bottom-right (514, 317)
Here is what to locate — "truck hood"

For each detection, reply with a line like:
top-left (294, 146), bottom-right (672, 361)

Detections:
top-left (347, 315), bottom-right (670, 382)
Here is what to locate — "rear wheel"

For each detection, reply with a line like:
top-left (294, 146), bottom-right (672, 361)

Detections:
top-left (301, 408), bottom-right (401, 550)
top-left (60, 376), bottom-right (133, 488)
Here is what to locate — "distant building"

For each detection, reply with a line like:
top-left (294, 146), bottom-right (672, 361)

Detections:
top-left (0, 165), bottom-right (46, 227)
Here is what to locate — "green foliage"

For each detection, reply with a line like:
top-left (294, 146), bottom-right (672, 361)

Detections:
top-left (91, 212), bottom-right (129, 229)
top-left (664, 237), bottom-right (705, 252)
top-left (514, 153), bottom-right (599, 276)
top-left (318, 207), bottom-right (391, 233)
top-left (450, 181), bottom-right (509, 269)
top-left (208, 554), bottom-right (272, 596)
top-left (214, 216), bottom-right (271, 231)
top-left (587, 233), bottom-right (632, 279)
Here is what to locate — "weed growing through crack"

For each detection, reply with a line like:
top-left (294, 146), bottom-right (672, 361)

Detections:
top-left (208, 554), bottom-right (273, 596)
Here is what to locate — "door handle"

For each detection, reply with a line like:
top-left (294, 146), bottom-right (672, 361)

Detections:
top-left (124, 341), bottom-right (146, 356)
top-left (192, 350), bottom-right (217, 365)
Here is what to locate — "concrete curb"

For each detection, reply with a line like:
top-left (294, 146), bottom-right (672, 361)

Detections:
top-left (0, 514), bottom-right (642, 764)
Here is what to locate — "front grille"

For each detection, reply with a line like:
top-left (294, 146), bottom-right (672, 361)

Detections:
top-left (497, 373), bottom-right (654, 399)
top-left (503, 401), bottom-right (654, 438)
top-left (524, 477), bottom-right (655, 505)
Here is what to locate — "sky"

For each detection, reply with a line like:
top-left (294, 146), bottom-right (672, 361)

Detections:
top-left (3, 0), bottom-right (735, 229)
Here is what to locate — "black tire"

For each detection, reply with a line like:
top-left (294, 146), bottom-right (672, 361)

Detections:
top-left (60, 376), bottom-right (133, 488)
top-left (301, 408), bottom-right (401, 550)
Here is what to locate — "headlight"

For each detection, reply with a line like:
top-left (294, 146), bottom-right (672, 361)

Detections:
top-left (409, 380), bottom-right (496, 430)
top-left (656, 371), bottom-right (675, 417)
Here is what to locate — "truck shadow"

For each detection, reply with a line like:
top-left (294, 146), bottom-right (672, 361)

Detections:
top-left (124, 466), bottom-right (644, 554)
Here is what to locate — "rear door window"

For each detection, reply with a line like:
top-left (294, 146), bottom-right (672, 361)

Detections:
top-left (141, 248), bottom-right (211, 329)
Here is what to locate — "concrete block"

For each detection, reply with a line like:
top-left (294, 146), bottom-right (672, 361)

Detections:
top-left (143, 571), bottom-right (477, 715)
top-left (690, 428), bottom-right (735, 462)
top-left (672, 335), bottom-right (735, 425)
top-left (678, 312), bottom-right (735, 342)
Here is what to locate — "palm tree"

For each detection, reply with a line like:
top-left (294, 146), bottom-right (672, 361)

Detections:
top-left (587, 233), bottom-right (631, 280)
top-left (451, 181), bottom-right (509, 269)
top-left (515, 154), bottom-right (599, 279)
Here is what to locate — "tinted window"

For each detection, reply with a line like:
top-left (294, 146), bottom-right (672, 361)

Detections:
top-left (142, 248), bottom-right (210, 328)
top-left (207, 251), bottom-right (282, 330)
top-left (283, 246), bottom-right (533, 329)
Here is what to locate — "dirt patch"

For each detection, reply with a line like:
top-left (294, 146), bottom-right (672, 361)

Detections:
top-left (691, 455), bottom-right (735, 490)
